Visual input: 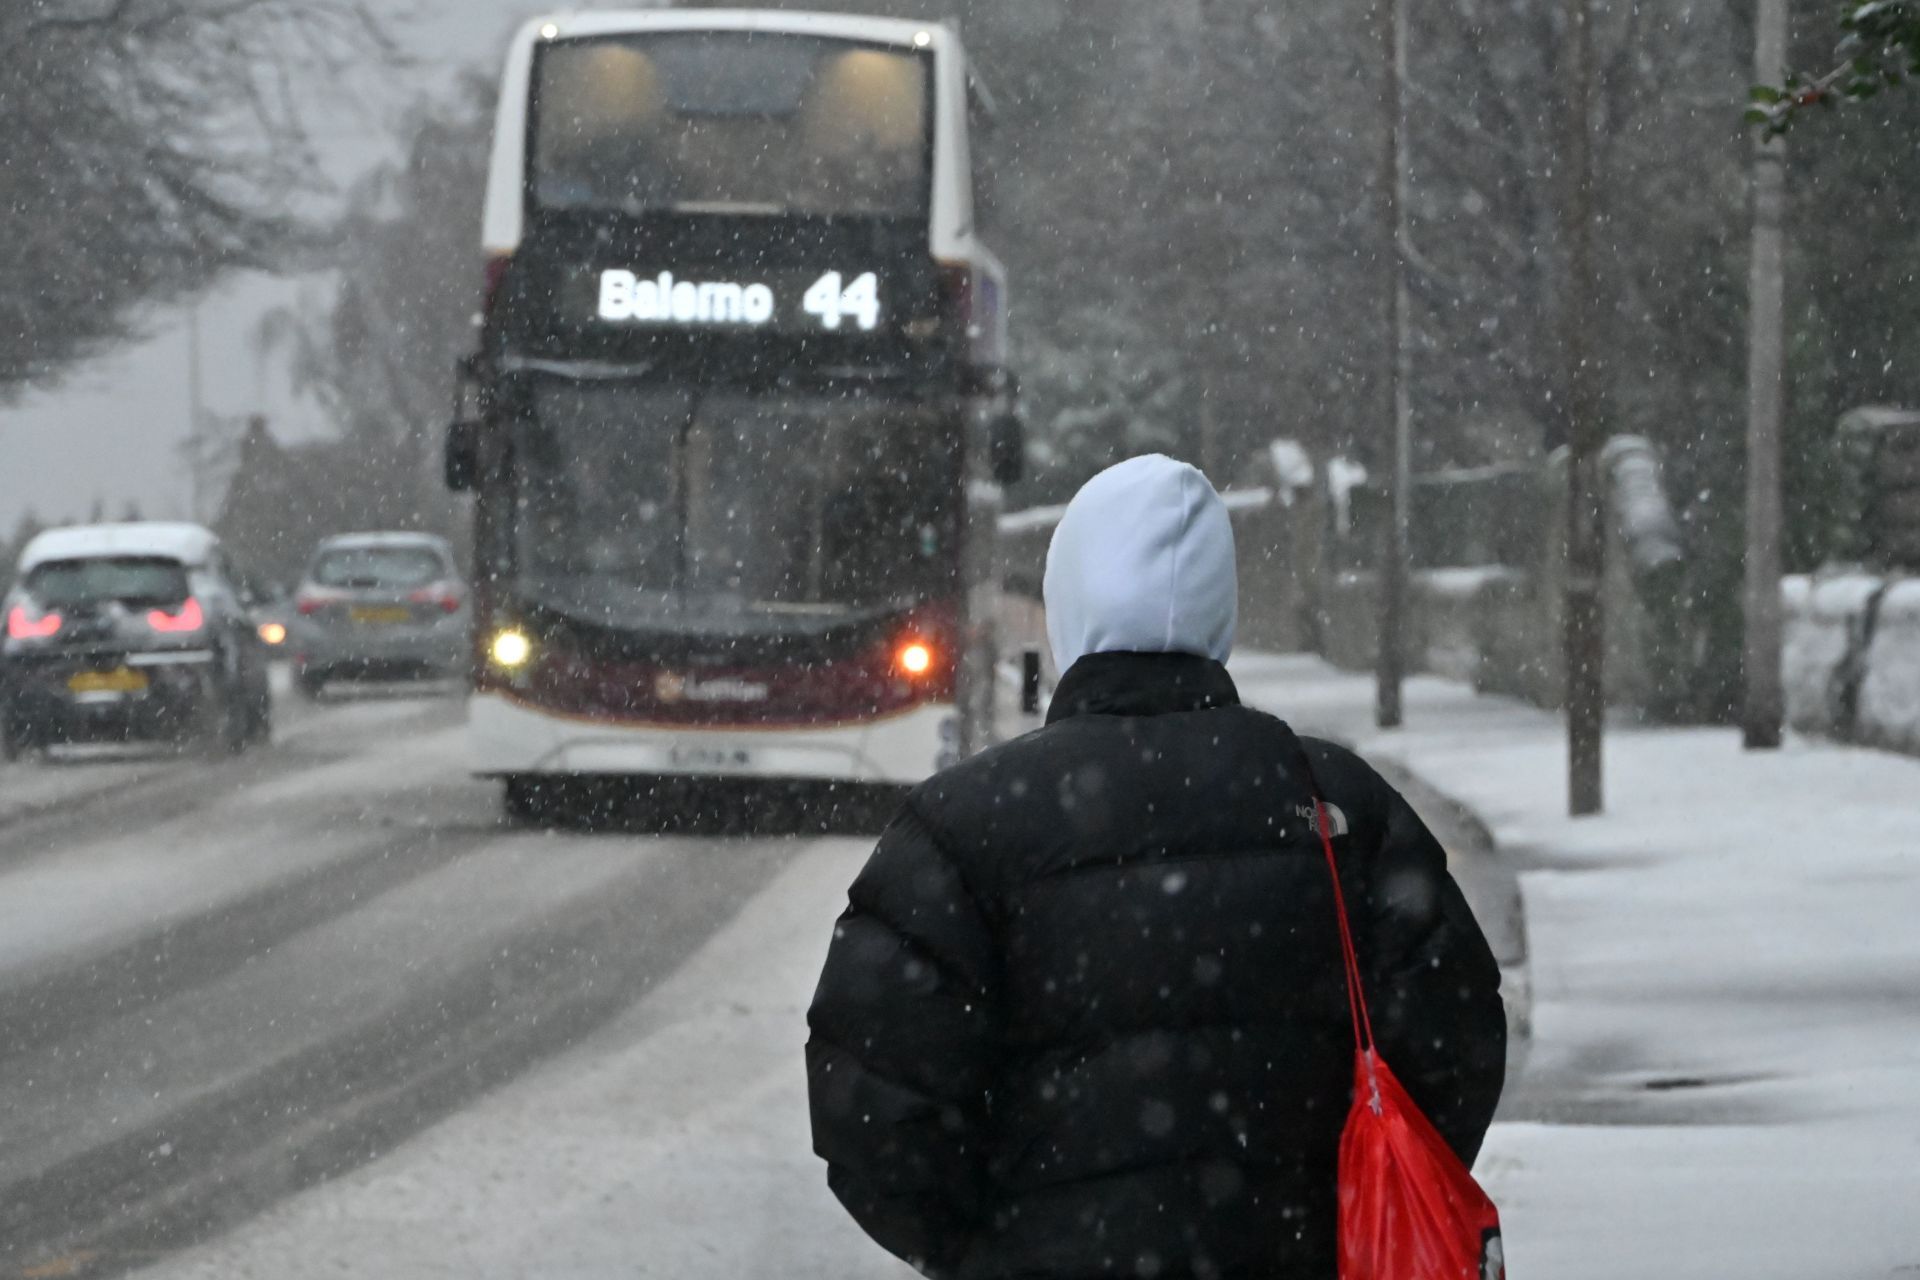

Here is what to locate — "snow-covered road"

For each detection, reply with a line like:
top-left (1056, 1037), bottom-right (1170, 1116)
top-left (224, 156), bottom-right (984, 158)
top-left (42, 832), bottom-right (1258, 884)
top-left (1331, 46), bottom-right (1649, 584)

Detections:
top-left (0, 682), bottom-right (796, 1277)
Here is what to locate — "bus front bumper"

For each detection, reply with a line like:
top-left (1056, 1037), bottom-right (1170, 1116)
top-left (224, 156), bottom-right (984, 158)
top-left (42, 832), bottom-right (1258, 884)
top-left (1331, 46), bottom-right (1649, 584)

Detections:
top-left (467, 691), bottom-right (957, 785)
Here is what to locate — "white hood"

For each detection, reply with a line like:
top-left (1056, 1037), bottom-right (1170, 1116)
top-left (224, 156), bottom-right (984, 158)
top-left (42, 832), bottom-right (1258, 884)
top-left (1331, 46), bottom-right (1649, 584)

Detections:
top-left (1043, 454), bottom-right (1237, 673)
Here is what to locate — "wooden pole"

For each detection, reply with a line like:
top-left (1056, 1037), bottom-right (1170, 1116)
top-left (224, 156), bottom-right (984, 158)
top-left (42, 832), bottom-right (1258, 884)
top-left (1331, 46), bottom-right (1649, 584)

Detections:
top-left (1561, 0), bottom-right (1605, 816)
top-left (1743, 0), bottom-right (1789, 750)
top-left (1375, 0), bottom-right (1413, 730)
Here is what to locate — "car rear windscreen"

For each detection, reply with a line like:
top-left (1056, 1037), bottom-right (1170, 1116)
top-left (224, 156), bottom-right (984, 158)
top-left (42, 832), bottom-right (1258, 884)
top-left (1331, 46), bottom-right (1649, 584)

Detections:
top-left (25, 557), bottom-right (190, 607)
top-left (312, 546), bottom-right (447, 590)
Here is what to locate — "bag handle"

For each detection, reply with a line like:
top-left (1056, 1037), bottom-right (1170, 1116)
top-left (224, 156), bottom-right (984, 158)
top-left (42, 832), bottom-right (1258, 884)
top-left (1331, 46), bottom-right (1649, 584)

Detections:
top-left (1311, 798), bottom-right (1375, 1056)
top-left (1287, 730), bottom-right (1383, 1108)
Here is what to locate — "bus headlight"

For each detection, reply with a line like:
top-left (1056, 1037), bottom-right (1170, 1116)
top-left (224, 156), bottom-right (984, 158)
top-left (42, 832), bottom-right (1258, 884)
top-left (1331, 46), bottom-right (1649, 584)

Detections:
top-left (491, 628), bottom-right (533, 669)
top-left (257, 621), bottom-right (288, 646)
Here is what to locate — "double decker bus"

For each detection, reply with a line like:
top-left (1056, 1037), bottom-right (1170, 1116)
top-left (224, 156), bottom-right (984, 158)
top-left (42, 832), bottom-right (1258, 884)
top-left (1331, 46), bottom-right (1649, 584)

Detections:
top-left (447, 9), bottom-right (1019, 816)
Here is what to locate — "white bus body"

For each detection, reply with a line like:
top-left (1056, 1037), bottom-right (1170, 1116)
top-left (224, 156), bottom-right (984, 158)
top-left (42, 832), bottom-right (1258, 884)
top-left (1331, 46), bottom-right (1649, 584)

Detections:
top-left (456, 10), bottom-right (1015, 794)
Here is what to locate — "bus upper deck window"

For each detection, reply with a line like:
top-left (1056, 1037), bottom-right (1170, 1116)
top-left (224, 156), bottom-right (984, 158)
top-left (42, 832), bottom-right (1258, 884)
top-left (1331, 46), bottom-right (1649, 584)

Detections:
top-left (531, 34), bottom-right (931, 218)
top-left (802, 51), bottom-right (925, 153)
top-left (541, 46), bottom-right (664, 143)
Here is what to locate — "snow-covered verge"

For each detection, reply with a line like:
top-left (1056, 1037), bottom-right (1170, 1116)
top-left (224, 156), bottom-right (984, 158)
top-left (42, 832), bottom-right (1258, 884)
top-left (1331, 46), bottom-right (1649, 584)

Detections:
top-left (1233, 652), bottom-right (1920, 1280)
top-left (1783, 570), bottom-right (1920, 757)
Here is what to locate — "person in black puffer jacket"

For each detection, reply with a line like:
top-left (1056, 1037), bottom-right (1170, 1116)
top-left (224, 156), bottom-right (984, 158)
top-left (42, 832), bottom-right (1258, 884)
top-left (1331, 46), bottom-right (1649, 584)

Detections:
top-left (807, 455), bottom-right (1506, 1280)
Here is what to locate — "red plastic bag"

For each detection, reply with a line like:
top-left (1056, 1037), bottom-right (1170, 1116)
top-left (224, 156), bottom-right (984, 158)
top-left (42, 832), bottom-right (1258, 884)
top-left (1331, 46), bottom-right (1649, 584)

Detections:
top-left (1338, 1048), bottom-right (1504, 1280)
top-left (1314, 801), bottom-right (1505, 1280)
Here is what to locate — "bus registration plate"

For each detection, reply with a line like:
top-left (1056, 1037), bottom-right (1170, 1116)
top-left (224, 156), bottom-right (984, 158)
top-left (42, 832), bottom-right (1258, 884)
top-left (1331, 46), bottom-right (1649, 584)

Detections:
top-left (669, 744), bottom-right (754, 772)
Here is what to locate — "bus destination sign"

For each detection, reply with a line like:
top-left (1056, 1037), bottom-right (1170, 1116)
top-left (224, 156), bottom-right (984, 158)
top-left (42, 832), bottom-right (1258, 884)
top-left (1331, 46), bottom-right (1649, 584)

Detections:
top-left (592, 268), bottom-right (885, 334)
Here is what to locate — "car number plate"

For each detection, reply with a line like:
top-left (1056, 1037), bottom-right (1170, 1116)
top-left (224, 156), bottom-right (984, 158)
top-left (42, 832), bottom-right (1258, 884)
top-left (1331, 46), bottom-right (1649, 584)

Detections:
top-left (668, 744), bottom-right (754, 771)
top-left (68, 667), bottom-right (148, 694)
top-left (349, 605), bottom-right (411, 624)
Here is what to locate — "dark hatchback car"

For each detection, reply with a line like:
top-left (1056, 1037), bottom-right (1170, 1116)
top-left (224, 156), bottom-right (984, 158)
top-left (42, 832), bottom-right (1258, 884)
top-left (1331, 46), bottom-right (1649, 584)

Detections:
top-left (1, 523), bottom-right (273, 758)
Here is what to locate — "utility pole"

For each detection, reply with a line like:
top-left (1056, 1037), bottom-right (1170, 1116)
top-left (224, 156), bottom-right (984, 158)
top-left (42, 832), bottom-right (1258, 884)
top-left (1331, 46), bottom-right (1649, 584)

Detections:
top-left (1560, 0), bottom-right (1606, 815)
top-left (1743, 0), bottom-right (1789, 750)
top-left (1374, 0), bottom-right (1414, 730)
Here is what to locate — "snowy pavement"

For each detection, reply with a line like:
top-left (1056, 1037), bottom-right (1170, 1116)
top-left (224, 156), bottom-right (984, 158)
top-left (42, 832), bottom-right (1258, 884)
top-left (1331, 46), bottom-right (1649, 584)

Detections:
top-left (1231, 653), bottom-right (1920, 1280)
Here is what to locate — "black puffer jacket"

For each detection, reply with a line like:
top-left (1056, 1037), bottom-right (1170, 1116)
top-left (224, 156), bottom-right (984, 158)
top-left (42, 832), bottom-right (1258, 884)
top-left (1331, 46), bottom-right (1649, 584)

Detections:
top-left (807, 652), bottom-right (1506, 1280)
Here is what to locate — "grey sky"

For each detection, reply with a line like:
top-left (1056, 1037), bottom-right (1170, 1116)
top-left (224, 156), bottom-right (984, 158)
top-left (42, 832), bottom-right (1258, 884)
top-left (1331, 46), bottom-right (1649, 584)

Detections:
top-left (0, 2), bottom-right (541, 534)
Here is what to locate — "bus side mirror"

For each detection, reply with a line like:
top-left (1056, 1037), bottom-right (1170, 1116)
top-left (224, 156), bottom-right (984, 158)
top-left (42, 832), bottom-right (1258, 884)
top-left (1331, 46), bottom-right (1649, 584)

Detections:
top-left (446, 420), bottom-right (479, 492)
top-left (989, 412), bottom-right (1024, 487)
top-left (447, 355), bottom-right (484, 492)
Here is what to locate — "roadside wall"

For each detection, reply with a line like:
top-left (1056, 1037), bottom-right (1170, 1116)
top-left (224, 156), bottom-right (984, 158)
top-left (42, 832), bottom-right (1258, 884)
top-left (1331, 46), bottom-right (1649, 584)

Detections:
top-left (1304, 439), bottom-right (1695, 719)
top-left (996, 435), bottom-right (1701, 722)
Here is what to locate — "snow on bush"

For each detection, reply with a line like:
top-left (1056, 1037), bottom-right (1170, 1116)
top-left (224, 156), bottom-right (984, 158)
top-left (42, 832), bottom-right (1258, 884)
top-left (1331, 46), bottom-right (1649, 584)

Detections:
top-left (1857, 580), bottom-right (1920, 755)
top-left (1781, 572), bottom-right (1882, 736)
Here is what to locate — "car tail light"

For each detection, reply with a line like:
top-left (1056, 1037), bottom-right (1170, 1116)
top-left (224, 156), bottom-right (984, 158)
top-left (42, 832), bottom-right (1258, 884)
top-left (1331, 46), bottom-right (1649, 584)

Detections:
top-left (6, 604), bottom-right (61, 639)
top-left (409, 585), bottom-right (464, 614)
top-left (147, 597), bottom-right (204, 633)
top-left (295, 593), bottom-right (330, 616)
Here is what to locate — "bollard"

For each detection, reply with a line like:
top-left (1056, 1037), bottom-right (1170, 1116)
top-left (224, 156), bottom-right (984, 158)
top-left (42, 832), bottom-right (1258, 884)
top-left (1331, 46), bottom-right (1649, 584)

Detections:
top-left (1020, 647), bottom-right (1043, 715)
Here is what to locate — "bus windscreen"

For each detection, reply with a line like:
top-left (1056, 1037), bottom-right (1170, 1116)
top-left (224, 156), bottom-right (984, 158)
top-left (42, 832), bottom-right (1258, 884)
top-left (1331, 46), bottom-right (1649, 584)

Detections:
top-left (531, 33), bottom-right (931, 219)
top-left (510, 383), bottom-right (959, 637)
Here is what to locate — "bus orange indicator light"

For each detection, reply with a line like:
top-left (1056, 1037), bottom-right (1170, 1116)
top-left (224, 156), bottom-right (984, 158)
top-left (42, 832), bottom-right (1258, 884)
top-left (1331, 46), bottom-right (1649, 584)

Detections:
top-left (898, 641), bottom-right (934, 676)
top-left (257, 621), bottom-right (288, 646)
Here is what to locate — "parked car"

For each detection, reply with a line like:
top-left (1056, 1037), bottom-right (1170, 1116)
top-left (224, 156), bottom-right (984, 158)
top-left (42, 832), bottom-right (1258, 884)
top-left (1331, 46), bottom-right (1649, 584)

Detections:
top-left (1, 523), bottom-right (273, 758)
top-left (290, 533), bottom-right (470, 698)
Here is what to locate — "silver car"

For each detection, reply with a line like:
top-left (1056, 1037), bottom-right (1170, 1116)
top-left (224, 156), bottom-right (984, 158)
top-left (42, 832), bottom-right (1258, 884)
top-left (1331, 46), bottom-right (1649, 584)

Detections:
top-left (289, 534), bottom-right (469, 698)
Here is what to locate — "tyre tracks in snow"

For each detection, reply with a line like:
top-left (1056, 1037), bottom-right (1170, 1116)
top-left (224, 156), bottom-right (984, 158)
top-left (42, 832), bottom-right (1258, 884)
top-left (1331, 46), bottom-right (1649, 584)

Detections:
top-left (0, 687), bottom-right (460, 872)
top-left (0, 692), bottom-right (805, 1279)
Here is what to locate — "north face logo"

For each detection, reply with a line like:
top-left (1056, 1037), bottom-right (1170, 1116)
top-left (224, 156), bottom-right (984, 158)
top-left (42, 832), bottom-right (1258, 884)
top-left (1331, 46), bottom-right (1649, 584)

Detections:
top-left (1292, 802), bottom-right (1350, 836)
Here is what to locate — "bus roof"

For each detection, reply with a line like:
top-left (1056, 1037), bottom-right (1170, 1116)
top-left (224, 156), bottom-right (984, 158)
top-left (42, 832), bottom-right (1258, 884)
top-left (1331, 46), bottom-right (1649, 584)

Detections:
top-left (518, 10), bottom-right (953, 49)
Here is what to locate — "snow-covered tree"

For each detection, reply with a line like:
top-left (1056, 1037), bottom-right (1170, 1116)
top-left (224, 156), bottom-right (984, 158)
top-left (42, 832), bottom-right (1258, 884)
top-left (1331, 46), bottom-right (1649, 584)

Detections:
top-left (0, 0), bottom-right (393, 396)
top-left (1751, 1), bottom-right (1919, 132)
top-left (255, 77), bottom-right (493, 542)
